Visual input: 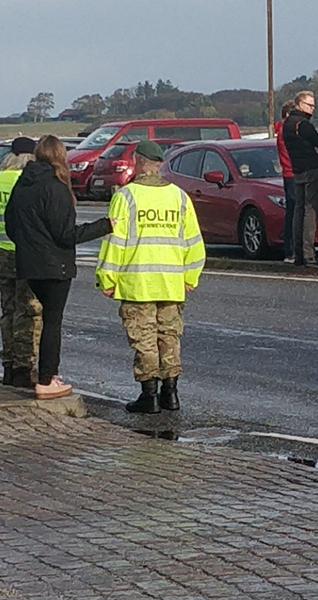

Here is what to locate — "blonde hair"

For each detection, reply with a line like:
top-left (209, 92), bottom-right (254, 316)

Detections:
top-left (295, 90), bottom-right (315, 106)
top-left (0, 152), bottom-right (34, 171)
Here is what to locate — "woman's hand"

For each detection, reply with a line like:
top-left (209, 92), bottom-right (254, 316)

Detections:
top-left (103, 288), bottom-right (115, 298)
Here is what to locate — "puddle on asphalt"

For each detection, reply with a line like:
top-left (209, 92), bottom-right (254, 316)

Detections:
top-left (285, 455), bottom-right (317, 469)
top-left (133, 427), bottom-right (318, 470)
top-left (85, 396), bottom-right (318, 470)
top-left (133, 426), bottom-right (240, 445)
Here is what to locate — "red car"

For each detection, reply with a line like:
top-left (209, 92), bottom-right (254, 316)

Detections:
top-left (90, 139), bottom-right (181, 200)
top-left (161, 139), bottom-right (286, 259)
top-left (68, 118), bottom-right (241, 199)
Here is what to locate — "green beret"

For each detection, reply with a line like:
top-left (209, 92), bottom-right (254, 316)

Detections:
top-left (135, 140), bottom-right (164, 162)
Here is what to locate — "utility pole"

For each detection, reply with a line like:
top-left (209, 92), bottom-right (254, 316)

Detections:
top-left (267, 0), bottom-right (274, 137)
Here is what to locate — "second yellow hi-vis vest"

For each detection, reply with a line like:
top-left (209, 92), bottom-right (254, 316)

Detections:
top-left (96, 181), bottom-right (206, 302)
top-left (0, 169), bottom-right (21, 252)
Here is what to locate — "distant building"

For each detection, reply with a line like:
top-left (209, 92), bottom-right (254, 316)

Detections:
top-left (58, 109), bottom-right (86, 122)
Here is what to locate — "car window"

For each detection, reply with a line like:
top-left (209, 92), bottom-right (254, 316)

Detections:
top-left (170, 154), bottom-right (181, 172)
top-left (230, 146), bottom-right (281, 179)
top-left (118, 128), bottom-right (148, 142)
top-left (154, 126), bottom-right (230, 140)
top-left (176, 149), bottom-right (204, 178)
top-left (201, 150), bottom-right (230, 183)
top-left (200, 128), bottom-right (230, 140)
top-left (0, 146), bottom-right (10, 165)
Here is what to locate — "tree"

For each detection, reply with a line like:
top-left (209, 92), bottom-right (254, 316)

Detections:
top-left (135, 80), bottom-right (155, 100)
top-left (27, 92), bottom-right (55, 122)
top-left (105, 88), bottom-right (135, 116)
top-left (72, 94), bottom-right (106, 119)
top-left (156, 79), bottom-right (179, 95)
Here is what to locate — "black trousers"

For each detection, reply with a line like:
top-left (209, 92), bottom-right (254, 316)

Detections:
top-left (28, 279), bottom-right (71, 385)
top-left (293, 169), bottom-right (318, 264)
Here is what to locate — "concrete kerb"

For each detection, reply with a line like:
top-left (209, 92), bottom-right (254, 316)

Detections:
top-left (0, 385), bottom-right (87, 418)
top-left (204, 255), bottom-right (318, 275)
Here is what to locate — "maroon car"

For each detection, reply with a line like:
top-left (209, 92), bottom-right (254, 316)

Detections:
top-left (161, 139), bottom-right (286, 259)
top-left (90, 139), bottom-right (182, 200)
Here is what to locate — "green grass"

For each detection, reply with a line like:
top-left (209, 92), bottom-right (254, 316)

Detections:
top-left (0, 121), bottom-right (90, 140)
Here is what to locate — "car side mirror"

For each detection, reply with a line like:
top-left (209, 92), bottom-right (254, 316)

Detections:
top-left (204, 170), bottom-right (225, 187)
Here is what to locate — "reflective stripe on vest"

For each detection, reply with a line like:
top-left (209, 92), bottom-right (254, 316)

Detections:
top-left (119, 185), bottom-right (188, 245)
top-left (0, 169), bottom-right (21, 251)
top-left (106, 233), bottom-right (203, 248)
top-left (97, 259), bottom-right (205, 273)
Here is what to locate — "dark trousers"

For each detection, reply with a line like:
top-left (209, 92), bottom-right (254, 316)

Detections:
top-left (28, 279), bottom-right (71, 385)
top-left (283, 178), bottom-right (296, 258)
top-left (294, 169), bottom-right (318, 263)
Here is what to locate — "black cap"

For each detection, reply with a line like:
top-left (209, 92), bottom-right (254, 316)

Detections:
top-left (11, 137), bottom-right (36, 156)
top-left (135, 140), bottom-right (164, 162)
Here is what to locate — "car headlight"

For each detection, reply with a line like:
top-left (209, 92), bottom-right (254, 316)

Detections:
top-left (70, 161), bottom-right (89, 172)
top-left (268, 194), bottom-right (286, 209)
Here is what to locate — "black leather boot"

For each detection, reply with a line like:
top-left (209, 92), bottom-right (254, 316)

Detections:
top-left (159, 377), bottom-right (180, 411)
top-left (126, 379), bottom-right (161, 414)
top-left (12, 367), bottom-right (34, 389)
top-left (2, 364), bottom-right (13, 386)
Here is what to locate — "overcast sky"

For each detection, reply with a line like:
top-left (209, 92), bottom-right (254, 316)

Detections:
top-left (1, 0), bottom-right (318, 116)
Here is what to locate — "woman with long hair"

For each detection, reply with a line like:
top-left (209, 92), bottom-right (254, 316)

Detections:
top-left (5, 135), bottom-right (111, 400)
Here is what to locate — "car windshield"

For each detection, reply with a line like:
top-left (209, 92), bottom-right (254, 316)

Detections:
top-left (77, 126), bottom-right (121, 150)
top-left (230, 146), bottom-right (282, 179)
top-left (0, 145), bottom-right (10, 157)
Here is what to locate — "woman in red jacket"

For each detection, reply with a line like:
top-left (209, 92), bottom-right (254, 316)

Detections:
top-left (275, 100), bottom-right (296, 263)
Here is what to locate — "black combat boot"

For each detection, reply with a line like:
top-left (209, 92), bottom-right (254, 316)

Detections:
top-left (12, 367), bottom-right (34, 389)
top-left (2, 364), bottom-right (13, 386)
top-left (126, 379), bottom-right (161, 414)
top-left (159, 377), bottom-right (180, 411)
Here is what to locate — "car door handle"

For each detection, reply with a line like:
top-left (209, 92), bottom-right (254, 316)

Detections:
top-left (195, 189), bottom-right (202, 196)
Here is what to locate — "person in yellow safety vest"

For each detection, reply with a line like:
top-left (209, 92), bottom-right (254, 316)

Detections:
top-left (0, 137), bottom-right (42, 388)
top-left (96, 140), bottom-right (206, 414)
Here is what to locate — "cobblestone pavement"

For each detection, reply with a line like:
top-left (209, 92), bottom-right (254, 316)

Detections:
top-left (0, 396), bottom-right (318, 599)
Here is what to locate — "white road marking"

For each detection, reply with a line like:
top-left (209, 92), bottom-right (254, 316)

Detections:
top-left (203, 269), bottom-right (318, 282)
top-left (248, 431), bottom-right (318, 445)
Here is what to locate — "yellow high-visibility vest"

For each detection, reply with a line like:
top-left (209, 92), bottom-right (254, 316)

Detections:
top-left (96, 181), bottom-right (206, 302)
top-left (0, 169), bottom-right (21, 252)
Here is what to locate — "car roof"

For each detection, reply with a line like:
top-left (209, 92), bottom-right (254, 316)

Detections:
top-left (59, 136), bottom-right (85, 143)
top-left (170, 139), bottom-right (276, 151)
top-left (97, 118), bottom-right (238, 128)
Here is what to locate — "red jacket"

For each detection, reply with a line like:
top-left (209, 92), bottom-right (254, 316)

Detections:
top-left (275, 121), bottom-right (294, 179)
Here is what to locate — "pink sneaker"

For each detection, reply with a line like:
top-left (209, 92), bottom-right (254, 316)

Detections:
top-left (35, 376), bottom-right (73, 400)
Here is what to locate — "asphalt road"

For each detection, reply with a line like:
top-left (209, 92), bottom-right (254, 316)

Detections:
top-left (61, 256), bottom-right (318, 463)
top-left (76, 203), bottom-right (108, 257)
top-left (75, 203), bottom-right (252, 260)
top-left (72, 203), bottom-right (318, 464)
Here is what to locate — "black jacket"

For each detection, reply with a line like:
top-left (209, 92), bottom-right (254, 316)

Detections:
top-left (5, 161), bottom-right (110, 280)
top-left (283, 109), bottom-right (318, 174)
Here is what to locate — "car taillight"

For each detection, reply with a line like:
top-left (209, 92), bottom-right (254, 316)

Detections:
top-left (112, 160), bottom-right (129, 172)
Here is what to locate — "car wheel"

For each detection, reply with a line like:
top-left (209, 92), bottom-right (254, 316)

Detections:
top-left (239, 207), bottom-right (268, 259)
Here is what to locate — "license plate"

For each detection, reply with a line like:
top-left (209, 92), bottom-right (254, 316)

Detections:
top-left (93, 179), bottom-right (104, 187)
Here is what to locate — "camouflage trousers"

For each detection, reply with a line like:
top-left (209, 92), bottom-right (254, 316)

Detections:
top-left (0, 250), bottom-right (42, 370)
top-left (119, 301), bottom-right (184, 382)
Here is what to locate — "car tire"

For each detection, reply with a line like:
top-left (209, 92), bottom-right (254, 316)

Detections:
top-left (239, 207), bottom-right (268, 260)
